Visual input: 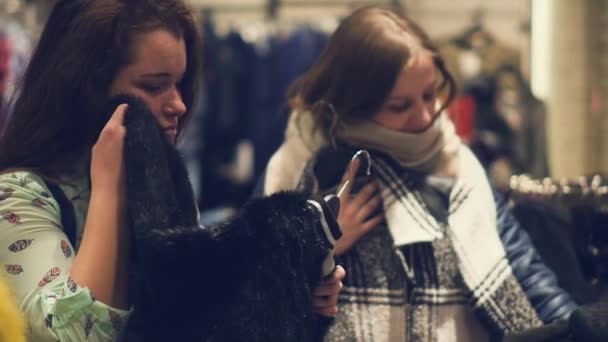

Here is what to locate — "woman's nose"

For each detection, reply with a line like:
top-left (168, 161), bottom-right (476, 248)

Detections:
top-left (413, 103), bottom-right (434, 131)
top-left (165, 88), bottom-right (187, 117)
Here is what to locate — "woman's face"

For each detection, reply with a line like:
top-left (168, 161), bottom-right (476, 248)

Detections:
top-left (110, 29), bottom-right (187, 144)
top-left (372, 53), bottom-right (438, 133)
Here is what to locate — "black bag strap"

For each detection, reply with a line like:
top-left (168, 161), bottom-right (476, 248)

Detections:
top-left (45, 181), bottom-right (78, 248)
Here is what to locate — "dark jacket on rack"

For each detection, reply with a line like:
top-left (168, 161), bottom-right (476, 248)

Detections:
top-left (495, 191), bottom-right (577, 322)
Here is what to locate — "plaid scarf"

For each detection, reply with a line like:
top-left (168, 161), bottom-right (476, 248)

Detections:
top-left (265, 140), bottom-right (543, 341)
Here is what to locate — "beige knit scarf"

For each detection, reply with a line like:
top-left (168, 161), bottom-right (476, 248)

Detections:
top-left (293, 112), bottom-right (461, 176)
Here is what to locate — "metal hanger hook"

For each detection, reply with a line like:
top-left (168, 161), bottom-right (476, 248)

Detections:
top-left (337, 149), bottom-right (372, 198)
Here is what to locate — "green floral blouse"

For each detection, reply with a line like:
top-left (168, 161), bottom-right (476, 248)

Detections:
top-left (0, 171), bottom-right (130, 341)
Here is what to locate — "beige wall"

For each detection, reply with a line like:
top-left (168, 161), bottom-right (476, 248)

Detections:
top-left (532, 0), bottom-right (607, 178)
top-left (406, 0), bottom-right (528, 50)
top-left (544, 0), bottom-right (589, 178)
top-left (191, 0), bottom-right (606, 177)
top-left (587, 0), bottom-right (608, 174)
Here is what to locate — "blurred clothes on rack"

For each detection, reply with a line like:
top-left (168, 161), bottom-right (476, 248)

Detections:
top-left (437, 23), bottom-right (548, 189)
top-left (182, 16), bottom-right (330, 217)
top-left (467, 66), bottom-right (549, 189)
top-left (509, 174), bottom-right (608, 305)
top-left (504, 174), bottom-right (608, 341)
top-left (0, 32), bottom-right (10, 127)
top-left (437, 22), bottom-right (521, 88)
top-left (0, 20), bottom-right (32, 129)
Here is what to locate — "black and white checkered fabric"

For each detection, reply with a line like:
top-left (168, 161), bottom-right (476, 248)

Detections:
top-left (292, 145), bottom-right (543, 341)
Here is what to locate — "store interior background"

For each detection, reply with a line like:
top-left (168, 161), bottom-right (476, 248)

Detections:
top-left (3, 0), bottom-right (608, 328)
top-left (2, 0), bottom-right (607, 200)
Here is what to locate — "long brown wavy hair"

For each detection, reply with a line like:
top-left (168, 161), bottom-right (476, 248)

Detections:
top-left (0, 0), bottom-right (202, 179)
top-left (288, 6), bottom-right (457, 142)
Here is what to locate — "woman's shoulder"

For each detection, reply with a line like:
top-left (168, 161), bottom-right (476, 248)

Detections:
top-left (0, 171), bottom-right (50, 194)
top-left (0, 171), bottom-right (58, 211)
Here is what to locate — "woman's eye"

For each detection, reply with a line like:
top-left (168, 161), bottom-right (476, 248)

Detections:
top-left (423, 91), bottom-right (436, 102)
top-left (140, 84), bottom-right (165, 94)
top-left (389, 103), bottom-right (411, 112)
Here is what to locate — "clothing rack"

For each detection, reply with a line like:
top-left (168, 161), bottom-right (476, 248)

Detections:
top-left (198, 0), bottom-right (404, 20)
top-left (510, 174), bottom-right (608, 211)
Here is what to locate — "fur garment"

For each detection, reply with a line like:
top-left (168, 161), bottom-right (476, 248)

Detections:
top-left (111, 96), bottom-right (338, 341)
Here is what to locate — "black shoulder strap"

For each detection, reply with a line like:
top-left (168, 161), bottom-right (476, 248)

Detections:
top-left (45, 181), bottom-right (78, 247)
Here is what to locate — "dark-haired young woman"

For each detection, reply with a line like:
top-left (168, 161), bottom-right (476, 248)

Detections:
top-left (0, 1), bottom-right (344, 340)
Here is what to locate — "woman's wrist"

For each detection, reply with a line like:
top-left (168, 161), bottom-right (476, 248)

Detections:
top-left (90, 182), bottom-right (127, 207)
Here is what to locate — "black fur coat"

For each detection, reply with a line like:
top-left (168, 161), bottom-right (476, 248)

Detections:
top-left (114, 96), bottom-right (338, 341)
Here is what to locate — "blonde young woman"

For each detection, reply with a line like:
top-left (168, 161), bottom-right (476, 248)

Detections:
top-left (259, 6), bottom-right (577, 341)
top-left (0, 1), bottom-right (343, 340)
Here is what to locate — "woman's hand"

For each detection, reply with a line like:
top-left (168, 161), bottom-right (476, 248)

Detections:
top-left (334, 158), bottom-right (384, 256)
top-left (312, 265), bottom-right (346, 317)
top-left (72, 104), bottom-right (131, 309)
top-left (90, 104), bottom-right (128, 197)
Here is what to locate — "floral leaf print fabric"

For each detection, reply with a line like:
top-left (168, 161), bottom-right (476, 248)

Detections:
top-left (0, 187), bottom-right (14, 201)
top-left (60, 240), bottom-right (72, 258)
top-left (0, 172), bottom-right (131, 341)
top-left (38, 267), bottom-right (61, 287)
top-left (45, 314), bottom-right (53, 328)
top-left (67, 277), bottom-right (78, 293)
top-left (84, 314), bottom-right (94, 337)
top-left (8, 239), bottom-right (33, 252)
top-left (2, 212), bottom-right (21, 224)
top-left (5, 264), bottom-right (23, 274)
top-left (32, 198), bottom-right (47, 207)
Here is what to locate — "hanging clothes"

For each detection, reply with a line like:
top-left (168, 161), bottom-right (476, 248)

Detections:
top-left (188, 18), bottom-right (329, 214)
top-left (509, 175), bottom-right (608, 305)
top-left (195, 24), bottom-right (257, 212)
top-left (466, 65), bottom-right (550, 185)
top-left (437, 24), bottom-right (521, 87)
top-left (438, 25), bottom-right (549, 188)
top-left (250, 25), bottom-right (329, 182)
top-left (0, 20), bottom-right (32, 130)
top-left (438, 22), bottom-right (520, 149)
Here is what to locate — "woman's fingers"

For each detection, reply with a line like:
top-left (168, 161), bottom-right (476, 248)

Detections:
top-left (313, 303), bottom-right (338, 317)
top-left (312, 266), bottom-right (345, 317)
top-left (338, 158), bottom-right (360, 198)
top-left (361, 214), bottom-right (384, 234)
top-left (350, 181), bottom-right (378, 208)
top-left (355, 194), bottom-right (382, 222)
top-left (314, 280), bottom-right (343, 297)
top-left (313, 293), bottom-right (339, 309)
top-left (96, 104), bottom-right (128, 144)
top-left (107, 104), bottom-right (128, 127)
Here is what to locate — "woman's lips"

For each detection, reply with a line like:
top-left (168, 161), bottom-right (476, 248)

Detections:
top-left (163, 127), bottom-right (177, 140)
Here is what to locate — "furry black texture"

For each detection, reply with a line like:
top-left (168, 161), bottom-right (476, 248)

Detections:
top-left (502, 300), bottom-right (608, 342)
top-left (569, 300), bottom-right (608, 342)
top-left (112, 95), bottom-right (335, 341)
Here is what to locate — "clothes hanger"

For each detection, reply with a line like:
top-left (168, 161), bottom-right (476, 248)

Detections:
top-left (510, 174), bottom-right (608, 212)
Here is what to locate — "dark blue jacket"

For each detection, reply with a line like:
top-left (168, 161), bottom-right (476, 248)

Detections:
top-left (494, 190), bottom-right (578, 322)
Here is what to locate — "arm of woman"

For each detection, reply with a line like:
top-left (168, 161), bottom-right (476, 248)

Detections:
top-left (70, 104), bottom-right (130, 310)
top-left (0, 105), bottom-right (131, 341)
top-left (0, 172), bottom-right (130, 341)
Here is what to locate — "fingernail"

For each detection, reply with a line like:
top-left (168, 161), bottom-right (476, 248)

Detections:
top-left (348, 157), bottom-right (359, 173)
